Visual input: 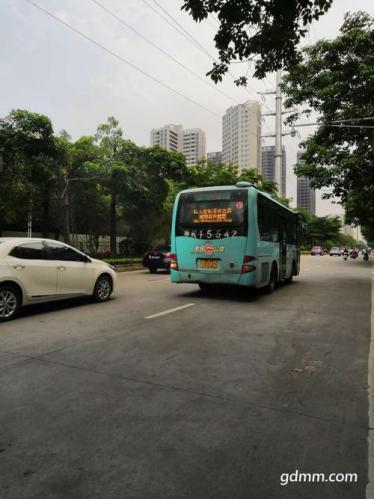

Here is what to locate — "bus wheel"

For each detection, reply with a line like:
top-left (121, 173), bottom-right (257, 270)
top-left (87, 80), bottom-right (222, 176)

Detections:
top-left (264, 265), bottom-right (277, 294)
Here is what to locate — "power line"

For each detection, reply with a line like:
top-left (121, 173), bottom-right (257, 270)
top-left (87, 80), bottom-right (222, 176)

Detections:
top-left (331, 124), bottom-right (374, 129)
top-left (25, 0), bottom-right (222, 119)
top-left (89, 0), bottom-right (240, 105)
top-left (151, 0), bottom-right (216, 61)
top-left (150, 0), bottom-right (265, 109)
top-left (143, 0), bottom-right (274, 131)
top-left (24, 0), bottom-right (273, 146)
top-left (141, 0), bottom-right (209, 58)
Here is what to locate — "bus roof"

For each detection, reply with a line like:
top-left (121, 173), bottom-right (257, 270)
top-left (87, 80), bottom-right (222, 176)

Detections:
top-left (178, 184), bottom-right (297, 215)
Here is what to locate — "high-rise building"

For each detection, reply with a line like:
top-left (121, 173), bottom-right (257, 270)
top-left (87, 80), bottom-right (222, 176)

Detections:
top-left (183, 128), bottom-right (206, 166)
top-left (207, 151), bottom-right (223, 165)
top-left (150, 125), bottom-right (206, 166)
top-left (150, 124), bottom-right (183, 152)
top-left (261, 145), bottom-right (287, 196)
top-left (222, 100), bottom-right (261, 170)
top-left (296, 151), bottom-right (316, 214)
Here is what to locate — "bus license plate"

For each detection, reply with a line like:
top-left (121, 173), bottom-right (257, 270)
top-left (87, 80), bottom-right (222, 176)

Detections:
top-left (199, 259), bottom-right (219, 269)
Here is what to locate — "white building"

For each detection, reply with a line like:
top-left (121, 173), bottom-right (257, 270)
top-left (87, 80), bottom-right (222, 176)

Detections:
top-left (150, 124), bottom-right (206, 166)
top-left (222, 100), bottom-right (262, 170)
top-left (150, 124), bottom-right (183, 153)
top-left (182, 128), bottom-right (206, 166)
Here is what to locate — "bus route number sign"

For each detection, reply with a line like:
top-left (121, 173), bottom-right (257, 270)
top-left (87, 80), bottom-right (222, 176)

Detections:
top-left (183, 229), bottom-right (238, 239)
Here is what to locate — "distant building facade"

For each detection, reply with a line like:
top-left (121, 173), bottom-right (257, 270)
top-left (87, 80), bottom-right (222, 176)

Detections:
top-left (150, 124), bottom-right (206, 166)
top-left (150, 124), bottom-right (183, 152)
top-left (296, 151), bottom-right (316, 214)
top-left (261, 145), bottom-right (287, 197)
top-left (207, 151), bottom-right (223, 165)
top-left (183, 128), bottom-right (206, 166)
top-left (222, 100), bottom-right (261, 170)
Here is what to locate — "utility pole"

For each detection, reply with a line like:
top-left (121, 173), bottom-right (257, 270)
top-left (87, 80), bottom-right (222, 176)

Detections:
top-left (259, 70), bottom-right (296, 196)
top-left (274, 70), bottom-right (283, 194)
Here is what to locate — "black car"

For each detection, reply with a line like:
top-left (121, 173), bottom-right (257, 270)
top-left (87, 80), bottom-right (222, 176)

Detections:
top-left (143, 245), bottom-right (171, 273)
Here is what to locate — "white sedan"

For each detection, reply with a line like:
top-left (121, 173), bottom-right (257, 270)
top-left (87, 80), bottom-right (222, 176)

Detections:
top-left (0, 238), bottom-right (117, 321)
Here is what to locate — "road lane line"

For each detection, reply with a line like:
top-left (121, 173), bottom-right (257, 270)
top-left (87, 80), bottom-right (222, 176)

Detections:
top-left (145, 303), bottom-right (195, 319)
top-left (367, 271), bottom-right (374, 499)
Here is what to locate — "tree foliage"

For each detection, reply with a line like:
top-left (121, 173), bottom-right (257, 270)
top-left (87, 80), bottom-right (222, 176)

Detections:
top-left (296, 208), bottom-right (357, 247)
top-left (282, 11), bottom-right (374, 235)
top-left (181, 0), bottom-right (333, 82)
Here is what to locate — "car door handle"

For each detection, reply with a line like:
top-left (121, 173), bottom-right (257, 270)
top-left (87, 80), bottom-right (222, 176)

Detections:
top-left (13, 265), bottom-right (25, 270)
top-left (58, 266), bottom-right (66, 271)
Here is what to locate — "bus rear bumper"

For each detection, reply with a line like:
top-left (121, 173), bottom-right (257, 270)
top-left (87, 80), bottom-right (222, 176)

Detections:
top-left (171, 269), bottom-right (256, 287)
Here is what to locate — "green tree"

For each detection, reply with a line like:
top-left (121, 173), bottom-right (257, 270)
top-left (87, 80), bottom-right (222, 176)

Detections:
top-left (282, 12), bottom-right (374, 231)
top-left (337, 233), bottom-right (357, 247)
top-left (92, 117), bottom-right (139, 256)
top-left (121, 146), bottom-right (187, 253)
top-left (181, 0), bottom-right (333, 82)
top-left (57, 135), bottom-right (103, 244)
top-left (0, 109), bottom-right (58, 236)
top-left (299, 212), bottom-right (342, 246)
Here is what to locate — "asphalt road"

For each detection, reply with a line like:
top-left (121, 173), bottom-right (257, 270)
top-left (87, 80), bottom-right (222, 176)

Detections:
top-left (0, 255), bottom-right (372, 499)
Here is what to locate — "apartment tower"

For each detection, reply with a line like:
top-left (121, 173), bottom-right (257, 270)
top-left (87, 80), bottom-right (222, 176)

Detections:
top-left (222, 100), bottom-right (262, 170)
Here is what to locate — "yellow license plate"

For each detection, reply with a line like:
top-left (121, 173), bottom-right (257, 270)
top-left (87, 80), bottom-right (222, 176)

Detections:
top-left (199, 259), bottom-right (219, 269)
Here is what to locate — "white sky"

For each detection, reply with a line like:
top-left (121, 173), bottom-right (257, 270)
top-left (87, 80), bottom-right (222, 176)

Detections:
top-left (1, 0), bottom-right (373, 216)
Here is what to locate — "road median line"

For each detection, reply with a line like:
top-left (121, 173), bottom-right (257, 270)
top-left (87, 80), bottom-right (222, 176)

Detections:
top-left (145, 303), bottom-right (195, 319)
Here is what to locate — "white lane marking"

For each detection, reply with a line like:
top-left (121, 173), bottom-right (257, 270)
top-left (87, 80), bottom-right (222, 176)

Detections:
top-left (367, 271), bottom-right (374, 499)
top-left (145, 303), bottom-right (195, 319)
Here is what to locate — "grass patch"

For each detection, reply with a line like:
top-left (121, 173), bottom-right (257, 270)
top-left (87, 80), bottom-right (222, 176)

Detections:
top-left (102, 257), bottom-right (142, 265)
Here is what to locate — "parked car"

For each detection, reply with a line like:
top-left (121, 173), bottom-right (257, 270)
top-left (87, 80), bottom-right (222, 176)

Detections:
top-left (310, 246), bottom-right (324, 256)
top-left (143, 245), bottom-right (172, 273)
top-left (0, 238), bottom-right (117, 322)
top-left (329, 246), bottom-right (341, 256)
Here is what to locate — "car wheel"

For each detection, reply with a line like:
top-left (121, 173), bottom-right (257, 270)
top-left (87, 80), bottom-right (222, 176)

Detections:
top-left (264, 265), bottom-right (277, 294)
top-left (149, 267), bottom-right (157, 273)
top-left (0, 284), bottom-right (21, 322)
top-left (93, 275), bottom-right (112, 302)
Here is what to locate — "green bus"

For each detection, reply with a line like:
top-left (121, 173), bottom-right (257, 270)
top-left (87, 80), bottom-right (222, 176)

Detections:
top-left (170, 181), bottom-right (301, 293)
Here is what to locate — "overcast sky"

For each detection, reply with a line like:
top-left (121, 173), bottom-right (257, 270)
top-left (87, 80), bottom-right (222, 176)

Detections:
top-left (1, 0), bottom-right (373, 217)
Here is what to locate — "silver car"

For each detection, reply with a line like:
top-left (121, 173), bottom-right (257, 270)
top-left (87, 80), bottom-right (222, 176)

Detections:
top-left (329, 246), bottom-right (341, 256)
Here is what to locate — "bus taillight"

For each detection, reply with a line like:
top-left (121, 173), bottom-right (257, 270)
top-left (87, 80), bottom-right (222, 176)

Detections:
top-left (241, 256), bottom-right (256, 274)
top-left (170, 253), bottom-right (178, 270)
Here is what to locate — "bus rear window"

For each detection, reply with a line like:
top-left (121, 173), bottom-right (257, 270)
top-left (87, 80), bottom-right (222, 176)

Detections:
top-left (177, 189), bottom-right (247, 226)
